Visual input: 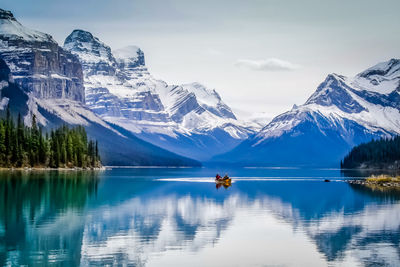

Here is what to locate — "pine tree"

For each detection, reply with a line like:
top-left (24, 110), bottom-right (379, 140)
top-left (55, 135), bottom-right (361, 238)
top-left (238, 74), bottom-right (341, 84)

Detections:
top-left (341, 136), bottom-right (400, 168)
top-left (0, 111), bottom-right (101, 168)
top-left (38, 127), bottom-right (47, 165)
top-left (4, 106), bottom-right (11, 166)
top-left (67, 134), bottom-right (73, 164)
top-left (0, 122), bottom-right (5, 165)
top-left (30, 115), bottom-right (40, 165)
top-left (95, 140), bottom-right (99, 163)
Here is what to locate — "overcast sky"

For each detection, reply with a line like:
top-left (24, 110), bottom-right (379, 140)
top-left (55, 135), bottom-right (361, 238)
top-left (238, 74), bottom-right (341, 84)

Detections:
top-left (3, 0), bottom-right (400, 119)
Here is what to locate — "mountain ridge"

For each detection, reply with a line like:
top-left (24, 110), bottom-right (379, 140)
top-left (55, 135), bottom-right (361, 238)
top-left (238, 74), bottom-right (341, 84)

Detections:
top-left (63, 29), bottom-right (259, 160)
top-left (212, 58), bottom-right (400, 166)
top-left (2, 7), bottom-right (399, 167)
top-left (0, 8), bottom-right (200, 166)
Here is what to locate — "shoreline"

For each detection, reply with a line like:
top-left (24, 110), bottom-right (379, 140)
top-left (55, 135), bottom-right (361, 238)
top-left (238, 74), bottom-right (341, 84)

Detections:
top-left (0, 166), bottom-right (106, 171)
top-left (347, 175), bottom-right (400, 188)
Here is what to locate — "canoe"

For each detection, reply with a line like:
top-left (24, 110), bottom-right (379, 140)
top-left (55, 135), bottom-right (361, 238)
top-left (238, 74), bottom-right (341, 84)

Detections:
top-left (215, 178), bottom-right (232, 185)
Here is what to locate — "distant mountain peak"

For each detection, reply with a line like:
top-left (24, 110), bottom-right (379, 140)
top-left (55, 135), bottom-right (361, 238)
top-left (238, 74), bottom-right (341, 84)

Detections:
top-left (64, 29), bottom-right (114, 65)
top-left (180, 82), bottom-right (236, 119)
top-left (0, 8), bottom-right (54, 43)
top-left (213, 58), bottom-right (400, 166)
top-left (304, 72), bottom-right (365, 113)
top-left (0, 8), bottom-right (16, 21)
top-left (0, 10), bottom-right (84, 102)
top-left (350, 58), bottom-right (400, 94)
top-left (358, 58), bottom-right (400, 79)
top-left (113, 45), bottom-right (141, 58)
top-left (65, 29), bottom-right (97, 44)
top-left (114, 45), bottom-right (145, 68)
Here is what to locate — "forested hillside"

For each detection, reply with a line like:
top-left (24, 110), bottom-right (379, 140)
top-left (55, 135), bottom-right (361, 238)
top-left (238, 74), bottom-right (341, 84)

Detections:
top-left (341, 136), bottom-right (400, 169)
top-left (0, 107), bottom-right (101, 168)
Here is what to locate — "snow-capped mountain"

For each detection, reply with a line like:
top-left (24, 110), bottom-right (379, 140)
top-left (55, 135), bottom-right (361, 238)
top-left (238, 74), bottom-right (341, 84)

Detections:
top-left (214, 59), bottom-right (400, 166)
top-left (63, 30), bottom-right (258, 160)
top-left (0, 9), bottom-right (199, 166)
top-left (0, 9), bottom-right (84, 102)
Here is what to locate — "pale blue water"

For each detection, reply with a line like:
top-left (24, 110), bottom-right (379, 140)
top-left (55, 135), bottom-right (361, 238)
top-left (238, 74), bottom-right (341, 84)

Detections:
top-left (0, 168), bottom-right (399, 266)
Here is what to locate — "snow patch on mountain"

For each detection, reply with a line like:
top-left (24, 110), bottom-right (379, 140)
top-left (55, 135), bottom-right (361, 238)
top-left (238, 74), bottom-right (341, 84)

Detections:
top-left (114, 45), bottom-right (144, 68)
top-left (350, 59), bottom-right (400, 94)
top-left (63, 30), bottom-right (259, 159)
top-left (0, 9), bottom-right (54, 43)
top-left (63, 29), bottom-right (114, 65)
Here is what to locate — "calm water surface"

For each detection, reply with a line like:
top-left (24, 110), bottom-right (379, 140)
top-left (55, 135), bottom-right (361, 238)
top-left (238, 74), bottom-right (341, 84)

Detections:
top-left (1, 168), bottom-right (399, 266)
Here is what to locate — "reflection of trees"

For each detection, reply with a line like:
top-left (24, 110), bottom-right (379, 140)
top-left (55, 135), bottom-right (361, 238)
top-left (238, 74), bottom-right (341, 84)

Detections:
top-left (0, 171), bottom-right (99, 266)
top-left (349, 183), bottom-right (400, 199)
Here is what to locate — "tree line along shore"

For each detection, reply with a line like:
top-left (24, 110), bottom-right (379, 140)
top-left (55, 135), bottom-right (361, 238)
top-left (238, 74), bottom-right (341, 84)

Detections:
top-left (342, 135), bottom-right (400, 188)
top-left (0, 106), bottom-right (101, 169)
top-left (341, 135), bottom-right (400, 170)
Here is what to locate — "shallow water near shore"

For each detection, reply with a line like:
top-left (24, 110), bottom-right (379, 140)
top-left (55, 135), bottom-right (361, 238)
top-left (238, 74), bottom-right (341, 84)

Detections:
top-left (1, 167), bottom-right (399, 266)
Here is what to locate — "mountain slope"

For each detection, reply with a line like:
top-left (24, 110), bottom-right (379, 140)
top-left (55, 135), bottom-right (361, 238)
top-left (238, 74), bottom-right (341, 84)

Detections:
top-left (63, 30), bottom-right (259, 160)
top-left (0, 9), bottom-right (84, 102)
top-left (213, 59), bottom-right (400, 166)
top-left (0, 8), bottom-right (199, 166)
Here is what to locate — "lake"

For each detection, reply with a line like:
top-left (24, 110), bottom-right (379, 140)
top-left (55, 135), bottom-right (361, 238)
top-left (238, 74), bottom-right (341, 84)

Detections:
top-left (0, 167), bottom-right (399, 266)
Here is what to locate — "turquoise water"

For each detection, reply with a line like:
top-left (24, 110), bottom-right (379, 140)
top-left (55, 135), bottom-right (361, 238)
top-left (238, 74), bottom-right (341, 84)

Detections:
top-left (1, 168), bottom-right (399, 266)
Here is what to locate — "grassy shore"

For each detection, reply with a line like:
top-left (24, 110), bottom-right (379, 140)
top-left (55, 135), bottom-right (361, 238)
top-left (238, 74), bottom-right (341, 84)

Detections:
top-left (347, 174), bottom-right (400, 190)
top-left (366, 175), bottom-right (400, 185)
top-left (0, 166), bottom-right (105, 171)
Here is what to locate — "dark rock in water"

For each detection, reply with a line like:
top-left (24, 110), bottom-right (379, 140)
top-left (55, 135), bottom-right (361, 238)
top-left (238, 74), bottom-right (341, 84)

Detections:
top-left (324, 179), bottom-right (331, 182)
top-left (0, 8), bottom-right (85, 103)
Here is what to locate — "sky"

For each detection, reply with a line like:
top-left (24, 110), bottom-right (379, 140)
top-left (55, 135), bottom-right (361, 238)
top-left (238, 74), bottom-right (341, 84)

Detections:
top-left (2, 0), bottom-right (400, 120)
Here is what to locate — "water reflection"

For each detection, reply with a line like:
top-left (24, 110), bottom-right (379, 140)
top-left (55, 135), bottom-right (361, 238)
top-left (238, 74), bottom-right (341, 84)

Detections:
top-left (0, 171), bottom-right (99, 266)
top-left (1, 169), bottom-right (400, 266)
top-left (215, 182), bottom-right (232, 190)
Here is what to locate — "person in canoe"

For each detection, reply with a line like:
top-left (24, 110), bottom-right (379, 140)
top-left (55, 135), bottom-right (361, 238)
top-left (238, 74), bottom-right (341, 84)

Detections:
top-left (215, 174), bottom-right (230, 181)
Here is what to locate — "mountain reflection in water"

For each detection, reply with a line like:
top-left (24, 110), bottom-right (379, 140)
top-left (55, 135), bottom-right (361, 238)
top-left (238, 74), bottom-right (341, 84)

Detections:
top-left (0, 168), bottom-right (399, 266)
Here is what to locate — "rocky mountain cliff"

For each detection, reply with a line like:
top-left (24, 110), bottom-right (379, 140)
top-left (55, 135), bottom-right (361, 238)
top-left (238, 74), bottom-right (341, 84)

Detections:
top-left (213, 59), bottom-right (400, 166)
top-left (64, 29), bottom-right (259, 160)
top-left (0, 9), bottom-right (84, 102)
top-left (0, 9), bottom-right (199, 166)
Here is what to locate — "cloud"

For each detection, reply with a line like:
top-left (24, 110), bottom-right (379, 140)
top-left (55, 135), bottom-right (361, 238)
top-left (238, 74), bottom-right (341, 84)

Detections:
top-left (235, 58), bottom-right (300, 72)
top-left (204, 48), bottom-right (223, 56)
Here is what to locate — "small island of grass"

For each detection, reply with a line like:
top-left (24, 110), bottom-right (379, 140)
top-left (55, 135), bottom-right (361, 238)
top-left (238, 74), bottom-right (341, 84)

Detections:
top-left (347, 175), bottom-right (400, 190)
